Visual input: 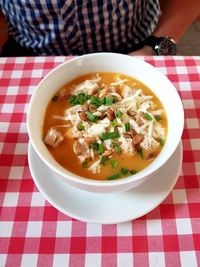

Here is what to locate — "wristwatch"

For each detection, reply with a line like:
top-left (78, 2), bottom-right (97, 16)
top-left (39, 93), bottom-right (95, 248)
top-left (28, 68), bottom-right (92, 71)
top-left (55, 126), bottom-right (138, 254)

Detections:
top-left (145, 36), bottom-right (177, 55)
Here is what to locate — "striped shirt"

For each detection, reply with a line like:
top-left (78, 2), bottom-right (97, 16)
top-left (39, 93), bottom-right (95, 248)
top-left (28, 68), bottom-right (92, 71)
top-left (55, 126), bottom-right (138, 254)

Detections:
top-left (0, 0), bottom-right (160, 56)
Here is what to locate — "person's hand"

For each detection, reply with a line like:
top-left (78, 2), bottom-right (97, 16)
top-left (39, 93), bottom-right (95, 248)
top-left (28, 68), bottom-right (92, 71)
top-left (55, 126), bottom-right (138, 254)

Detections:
top-left (129, 45), bottom-right (153, 56)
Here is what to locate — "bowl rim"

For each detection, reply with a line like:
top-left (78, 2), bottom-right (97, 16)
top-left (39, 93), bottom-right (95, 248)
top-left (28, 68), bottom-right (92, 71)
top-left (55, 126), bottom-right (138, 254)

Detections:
top-left (27, 52), bottom-right (184, 188)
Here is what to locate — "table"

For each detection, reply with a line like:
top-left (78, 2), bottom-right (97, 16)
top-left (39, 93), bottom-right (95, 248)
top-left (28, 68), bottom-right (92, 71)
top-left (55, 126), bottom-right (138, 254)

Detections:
top-left (0, 56), bottom-right (200, 267)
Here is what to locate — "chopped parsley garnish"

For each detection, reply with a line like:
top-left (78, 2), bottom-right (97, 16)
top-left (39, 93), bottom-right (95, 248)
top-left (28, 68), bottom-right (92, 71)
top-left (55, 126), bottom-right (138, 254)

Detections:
top-left (51, 95), bottom-right (58, 102)
top-left (111, 119), bottom-right (118, 127)
top-left (155, 115), bottom-right (162, 121)
top-left (112, 143), bottom-right (121, 153)
top-left (159, 138), bottom-right (165, 146)
top-left (104, 97), bottom-right (113, 106)
top-left (100, 156), bottom-right (109, 165)
top-left (78, 124), bottom-right (85, 131)
top-left (100, 131), bottom-right (120, 141)
top-left (91, 142), bottom-right (104, 155)
top-left (116, 110), bottom-right (122, 118)
top-left (91, 142), bottom-right (99, 151)
top-left (82, 162), bottom-right (88, 168)
top-left (90, 95), bottom-right (104, 107)
top-left (130, 170), bottom-right (137, 175)
top-left (125, 122), bottom-right (130, 132)
top-left (137, 148), bottom-right (143, 159)
top-left (87, 112), bottom-right (98, 122)
top-left (144, 113), bottom-right (153, 121)
top-left (110, 160), bottom-right (118, 169)
top-left (98, 143), bottom-right (103, 155)
top-left (68, 93), bottom-right (89, 106)
top-left (107, 173), bottom-right (120, 180)
top-left (115, 146), bottom-right (121, 154)
top-left (121, 167), bottom-right (129, 175)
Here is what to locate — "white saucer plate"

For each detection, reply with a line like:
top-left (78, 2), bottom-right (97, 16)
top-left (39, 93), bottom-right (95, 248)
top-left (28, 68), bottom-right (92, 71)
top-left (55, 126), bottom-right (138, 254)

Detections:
top-left (28, 142), bottom-right (183, 224)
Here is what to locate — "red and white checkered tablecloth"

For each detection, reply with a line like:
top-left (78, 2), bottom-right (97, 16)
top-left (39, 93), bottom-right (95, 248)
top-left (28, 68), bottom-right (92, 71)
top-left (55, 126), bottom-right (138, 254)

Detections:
top-left (0, 56), bottom-right (200, 267)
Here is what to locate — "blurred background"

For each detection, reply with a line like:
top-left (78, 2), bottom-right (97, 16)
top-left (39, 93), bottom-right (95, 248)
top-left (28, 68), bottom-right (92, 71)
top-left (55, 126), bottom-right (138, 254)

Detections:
top-left (177, 19), bottom-right (200, 55)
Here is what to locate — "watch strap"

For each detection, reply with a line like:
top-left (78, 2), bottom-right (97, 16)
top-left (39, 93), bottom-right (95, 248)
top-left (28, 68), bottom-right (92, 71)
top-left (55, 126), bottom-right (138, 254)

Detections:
top-left (145, 36), bottom-right (165, 48)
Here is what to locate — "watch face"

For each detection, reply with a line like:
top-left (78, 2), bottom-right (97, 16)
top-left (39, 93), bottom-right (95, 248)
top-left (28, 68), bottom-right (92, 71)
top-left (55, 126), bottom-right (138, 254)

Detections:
top-left (155, 38), bottom-right (177, 55)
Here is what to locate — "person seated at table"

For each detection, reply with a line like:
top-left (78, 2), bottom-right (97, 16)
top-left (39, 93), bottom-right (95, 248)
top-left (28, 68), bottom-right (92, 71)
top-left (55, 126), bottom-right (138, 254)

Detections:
top-left (0, 0), bottom-right (199, 57)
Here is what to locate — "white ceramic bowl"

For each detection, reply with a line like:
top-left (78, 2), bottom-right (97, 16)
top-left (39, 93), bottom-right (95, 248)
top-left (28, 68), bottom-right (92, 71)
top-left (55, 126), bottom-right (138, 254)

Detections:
top-left (27, 53), bottom-right (184, 193)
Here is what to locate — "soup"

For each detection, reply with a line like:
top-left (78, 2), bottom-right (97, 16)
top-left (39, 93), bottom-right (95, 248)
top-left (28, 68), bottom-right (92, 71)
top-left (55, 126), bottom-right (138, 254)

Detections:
top-left (43, 72), bottom-right (167, 180)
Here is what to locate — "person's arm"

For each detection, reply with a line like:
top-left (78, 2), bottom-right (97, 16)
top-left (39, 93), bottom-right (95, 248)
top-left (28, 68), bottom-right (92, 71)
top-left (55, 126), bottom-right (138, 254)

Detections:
top-left (130, 0), bottom-right (200, 55)
top-left (0, 11), bottom-right (8, 54)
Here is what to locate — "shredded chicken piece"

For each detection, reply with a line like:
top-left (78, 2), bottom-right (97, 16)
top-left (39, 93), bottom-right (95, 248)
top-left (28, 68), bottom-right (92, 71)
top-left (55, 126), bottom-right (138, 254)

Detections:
top-left (44, 128), bottom-right (64, 148)
top-left (151, 109), bottom-right (163, 116)
top-left (110, 78), bottom-right (128, 86)
top-left (140, 136), bottom-right (160, 159)
top-left (58, 88), bottom-right (68, 100)
top-left (72, 74), bottom-right (101, 95)
top-left (153, 123), bottom-right (166, 139)
top-left (121, 85), bottom-right (135, 98)
top-left (88, 159), bottom-right (101, 174)
top-left (109, 92), bottom-right (122, 100)
top-left (73, 139), bottom-right (94, 163)
top-left (86, 117), bottom-right (110, 137)
top-left (118, 136), bottom-right (134, 154)
top-left (52, 115), bottom-right (71, 121)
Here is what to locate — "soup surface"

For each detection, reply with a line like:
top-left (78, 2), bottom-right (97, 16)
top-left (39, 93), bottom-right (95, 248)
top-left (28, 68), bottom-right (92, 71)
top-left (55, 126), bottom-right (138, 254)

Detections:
top-left (43, 72), bottom-right (167, 180)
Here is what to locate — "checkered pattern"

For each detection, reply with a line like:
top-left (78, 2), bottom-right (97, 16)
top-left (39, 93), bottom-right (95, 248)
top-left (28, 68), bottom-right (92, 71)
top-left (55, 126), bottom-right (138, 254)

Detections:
top-left (0, 56), bottom-right (200, 267)
top-left (0, 0), bottom-right (159, 56)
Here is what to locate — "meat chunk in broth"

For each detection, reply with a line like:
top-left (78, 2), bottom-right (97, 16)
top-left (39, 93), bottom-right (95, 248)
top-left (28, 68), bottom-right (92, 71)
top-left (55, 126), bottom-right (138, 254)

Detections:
top-left (44, 128), bottom-right (64, 148)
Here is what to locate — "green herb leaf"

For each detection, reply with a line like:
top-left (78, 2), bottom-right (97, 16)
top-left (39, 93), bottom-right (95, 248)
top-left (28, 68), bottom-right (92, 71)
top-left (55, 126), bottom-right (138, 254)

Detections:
top-left (104, 97), bottom-right (113, 106)
top-left (112, 143), bottom-right (121, 153)
top-left (107, 173), bottom-right (120, 180)
top-left (68, 93), bottom-right (89, 106)
top-left (52, 95), bottom-right (58, 102)
top-left (121, 167), bottom-right (129, 175)
top-left (111, 119), bottom-right (118, 127)
top-left (98, 143), bottom-right (103, 155)
top-left (116, 110), bottom-right (122, 118)
top-left (137, 148), bottom-right (143, 159)
top-left (115, 146), bottom-right (121, 153)
top-left (87, 112), bottom-right (98, 122)
top-left (130, 170), bottom-right (137, 175)
top-left (125, 122), bottom-right (130, 132)
top-left (78, 93), bottom-right (89, 104)
top-left (91, 142), bottom-right (99, 151)
top-left (159, 138), bottom-right (165, 146)
top-left (90, 95), bottom-right (104, 107)
top-left (100, 156), bottom-right (109, 165)
top-left (100, 131), bottom-right (120, 141)
top-left (155, 115), bottom-right (162, 121)
top-left (78, 124), bottom-right (85, 131)
top-left (68, 95), bottom-right (76, 105)
top-left (144, 113), bottom-right (153, 121)
top-left (82, 162), bottom-right (88, 168)
top-left (110, 160), bottom-right (118, 169)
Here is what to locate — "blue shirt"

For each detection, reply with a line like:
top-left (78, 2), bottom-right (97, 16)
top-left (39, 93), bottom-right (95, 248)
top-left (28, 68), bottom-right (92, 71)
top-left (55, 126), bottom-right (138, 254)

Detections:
top-left (0, 0), bottom-right (160, 56)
